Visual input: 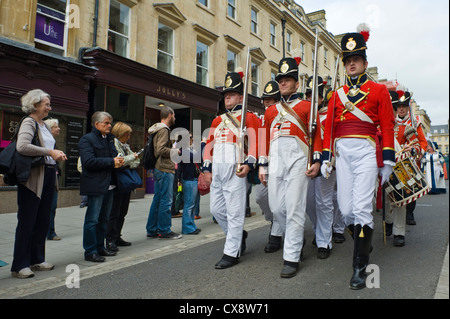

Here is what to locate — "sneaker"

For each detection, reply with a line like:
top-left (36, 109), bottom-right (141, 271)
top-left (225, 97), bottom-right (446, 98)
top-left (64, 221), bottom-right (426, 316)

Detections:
top-left (31, 262), bottom-right (55, 271)
top-left (48, 236), bottom-right (61, 241)
top-left (12, 267), bottom-right (35, 278)
top-left (159, 231), bottom-right (182, 239)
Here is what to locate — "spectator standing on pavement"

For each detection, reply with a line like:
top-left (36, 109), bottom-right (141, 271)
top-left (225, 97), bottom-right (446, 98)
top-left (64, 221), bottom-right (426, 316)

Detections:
top-left (44, 118), bottom-right (62, 241)
top-left (79, 111), bottom-right (124, 262)
top-left (177, 132), bottom-right (202, 235)
top-left (145, 106), bottom-right (182, 239)
top-left (11, 89), bottom-right (67, 278)
top-left (106, 122), bottom-right (141, 252)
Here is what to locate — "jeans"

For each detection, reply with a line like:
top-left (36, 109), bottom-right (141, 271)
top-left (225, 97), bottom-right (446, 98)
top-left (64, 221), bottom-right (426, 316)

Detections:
top-left (181, 179), bottom-right (199, 234)
top-left (83, 190), bottom-right (114, 257)
top-left (146, 168), bottom-right (174, 235)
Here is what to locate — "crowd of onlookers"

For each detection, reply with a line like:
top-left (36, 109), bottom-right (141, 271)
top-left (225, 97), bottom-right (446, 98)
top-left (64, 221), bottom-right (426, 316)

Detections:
top-left (4, 89), bottom-right (206, 278)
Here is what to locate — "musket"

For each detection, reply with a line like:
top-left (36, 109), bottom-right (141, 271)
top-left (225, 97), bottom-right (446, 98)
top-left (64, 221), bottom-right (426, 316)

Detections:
top-left (237, 47), bottom-right (251, 173)
top-left (308, 28), bottom-right (320, 169)
top-left (382, 183), bottom-right (386, 245)
top-left (408, 92), bottom-right (417, 129)
top-left (325, 54), bottom-right (340, 178)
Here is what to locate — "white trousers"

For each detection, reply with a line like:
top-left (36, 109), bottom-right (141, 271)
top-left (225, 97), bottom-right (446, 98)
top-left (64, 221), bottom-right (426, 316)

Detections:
top-left (385, 198), bottom-right (406, 236)
top-left (268, 137), bottom-right (308, 263)
top-left (332, 188), bottom-right (346, 234)
top-left (210, 144), bottom-right (247, 258)
top-left (306, 171), bottom-right (336, 249)
top-left (335, 138), bottom-right (378, 229)
top-left (255, 183), bottom-right (283, 236)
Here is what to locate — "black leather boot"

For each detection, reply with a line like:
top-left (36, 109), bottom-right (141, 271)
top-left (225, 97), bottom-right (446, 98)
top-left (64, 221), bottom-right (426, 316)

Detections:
top-left (264, 235), bottom-right (282, 253)
top-left (240, 230), bottom-right (248, 256)
top-left (350, 225), bottom-right (374, 290)
top-left (215, 254), bottom-right (239, 269)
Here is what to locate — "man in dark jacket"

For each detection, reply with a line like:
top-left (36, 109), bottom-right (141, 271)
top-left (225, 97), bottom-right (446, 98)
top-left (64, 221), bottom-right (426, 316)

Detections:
top-left (79, 112), bottom-right (124, 262)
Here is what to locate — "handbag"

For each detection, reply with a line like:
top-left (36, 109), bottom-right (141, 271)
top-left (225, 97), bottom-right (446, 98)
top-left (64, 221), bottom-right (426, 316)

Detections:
top-left (175, 184), bottom-right (184, 211)
top-left (195, 164), bottom-right (210, 196)
top-left (116, 168), bottom-right (142, 193)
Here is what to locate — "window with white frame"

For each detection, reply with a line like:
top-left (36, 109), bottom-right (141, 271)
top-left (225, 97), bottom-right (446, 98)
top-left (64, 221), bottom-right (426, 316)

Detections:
top-left (251, 8), bottom-right (258, 34)
top-left (157, 23), bottom-right (174, 74)
top-left (108, 0), bottom-right (130, 58)
top-left (300, 41), bottom-right (305, 62)
top-left (227, 49), bottom-right (238, 72)
top-left (270, 22), bottom-right (276, 46)
top-left (196, 40), bottom-right (209, 86)
top-left (324, 47), bottom-right (329, 65)
top-left (228, 0), bottom-right (236, 19)
top-left (251, 62), bottom-right (259, 96)
top-left (34, 0), bottom-right (69, 56)
top-left (287, 31), bottom-right (292, 53)
top-left (198, 0), bottom-right (208, 7)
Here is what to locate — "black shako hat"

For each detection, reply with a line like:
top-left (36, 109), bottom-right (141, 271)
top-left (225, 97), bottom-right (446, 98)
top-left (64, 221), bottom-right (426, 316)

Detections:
top-left (389, 91), bottom-right (399, 110)
top-left (275, 57), bottom-right (300, 82)
top-left (341, 23), bottom-right (370, 62)
top-left (221, 72), bottom-right (243, 95)
top-left (261, 81), bottom-right (281, 101)
top-left (397, 91), bottom-right (411, 106)
top-left (306, 76), bottom-right (324, 97)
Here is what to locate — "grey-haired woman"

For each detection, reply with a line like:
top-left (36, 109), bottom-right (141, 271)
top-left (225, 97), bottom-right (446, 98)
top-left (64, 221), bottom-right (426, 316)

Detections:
top-left (11, 89), bottom-right (67, 278)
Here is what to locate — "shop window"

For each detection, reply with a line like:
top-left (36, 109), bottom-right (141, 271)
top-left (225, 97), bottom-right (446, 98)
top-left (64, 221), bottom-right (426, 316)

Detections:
top-left (34, 0), bottom-right (68, 56)
top-left (108, 0), bottom-right (130, 58)
top-left (105, 86), bottom-right (145, 155)
top-left (157, 23), bottom-right (174, 74)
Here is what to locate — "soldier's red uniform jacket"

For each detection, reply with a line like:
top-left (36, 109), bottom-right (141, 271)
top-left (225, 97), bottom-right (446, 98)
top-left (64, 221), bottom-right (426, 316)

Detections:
top-left (396, 115), bottom-right (427, 156)
top-left (202, 104), bottom-right (261, 172)
top-left (258, 94), bottom-right (322, 165)
top-left (322, 73), bottom-right (395, 163)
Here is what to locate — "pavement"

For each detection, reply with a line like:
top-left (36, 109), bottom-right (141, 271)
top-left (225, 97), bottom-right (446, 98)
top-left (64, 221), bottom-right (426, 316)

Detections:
top-left (0, 191), bottom-right (448, 299)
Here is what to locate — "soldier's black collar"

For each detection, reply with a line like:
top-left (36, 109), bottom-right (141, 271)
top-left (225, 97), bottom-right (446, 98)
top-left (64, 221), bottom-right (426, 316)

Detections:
top-left (281, 93), bottom-right (300, 103)
top-left (346, 73), bottom-right (368, 88)
top-left (227, 104), bottom-right (243, 113)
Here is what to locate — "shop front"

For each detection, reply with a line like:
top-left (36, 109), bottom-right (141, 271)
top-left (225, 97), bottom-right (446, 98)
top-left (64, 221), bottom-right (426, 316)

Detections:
top-left (0, 37), bottom-right (96, 213)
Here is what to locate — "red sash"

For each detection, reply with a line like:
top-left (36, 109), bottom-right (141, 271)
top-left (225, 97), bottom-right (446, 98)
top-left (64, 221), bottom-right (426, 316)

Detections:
top-left (335, 121), bottom-right (384, 167)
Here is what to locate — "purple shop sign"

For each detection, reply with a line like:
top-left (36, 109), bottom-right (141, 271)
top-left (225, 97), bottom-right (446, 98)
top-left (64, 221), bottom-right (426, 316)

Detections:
top-left (35, 5), bottom-right (65, 48)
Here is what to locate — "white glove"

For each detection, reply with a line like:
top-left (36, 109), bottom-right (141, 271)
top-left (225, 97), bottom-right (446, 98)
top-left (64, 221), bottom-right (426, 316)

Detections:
top-left (379, 164), bottom-right (394, 185)
top-left (321, 161), bottom-right (333, 178)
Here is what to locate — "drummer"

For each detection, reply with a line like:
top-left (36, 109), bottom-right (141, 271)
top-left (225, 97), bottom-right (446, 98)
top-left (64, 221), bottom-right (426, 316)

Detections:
top-left (385, 91), bottom-right (422, 247)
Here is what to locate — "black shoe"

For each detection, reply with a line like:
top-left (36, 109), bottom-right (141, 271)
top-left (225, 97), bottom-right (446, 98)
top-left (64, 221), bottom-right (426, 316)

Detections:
top-left (99, 249), bottom-right (117, 257)
top-left (333, 232), bottom-right (346, 243)
top-left (85, 253), bottom-right (105, 263)
top-left (393, 235), bottom-right (405, 246)
top-left (186, 229), bottom-right (201, 235)
top-left (406, 219), bottom-right (416, 225)
top-left (280, 261), bottom-right (299, 278)
top-left (264, 235), bottom-right (282, 253)
top-left (159, 231), bottom-right (182, 239)
top-left (215, 254), bottom-right (239, 269)
top-left (385, 223), bottom-right (393, 236)
top-left (146, 233), bottom-right (159, 238)
top-left (106, 241), bottom-right (119, 252)
top-left (116, 238), bottom-right (132, 246)
top-left (317, 247), bottom-right (331, 259)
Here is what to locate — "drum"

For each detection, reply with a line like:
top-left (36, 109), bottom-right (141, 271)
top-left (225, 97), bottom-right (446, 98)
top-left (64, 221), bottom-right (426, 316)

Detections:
top-left (385, 155), bottom-right (430, 207)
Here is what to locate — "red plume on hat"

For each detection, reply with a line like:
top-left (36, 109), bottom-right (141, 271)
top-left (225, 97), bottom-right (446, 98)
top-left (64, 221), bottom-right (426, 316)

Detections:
top-left (357, 23), bottom-right (371, 42)
top-left (396, 84), bottom-right (406, 99)
top-left (235, 67), bottom-right (244, 79)
top-left (292, 48), bottom-right (302, 66)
